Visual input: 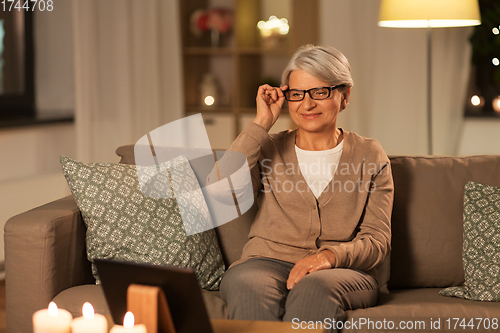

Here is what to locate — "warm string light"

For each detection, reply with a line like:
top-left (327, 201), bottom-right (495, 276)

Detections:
top-left (493, 26), bottom-right (500, 66)
top-left (475, 23), bottom-right (500, 112)
top-left (257, 16), bottom-right (289, 38)
top-left (470, 95), bottom-right (484, 107)
top-left (471, 95), bottom-right (481, 106)
top-left (471, 95), bottom-right (500, 112)
top-left (493, 96), bottom-right (500, 112)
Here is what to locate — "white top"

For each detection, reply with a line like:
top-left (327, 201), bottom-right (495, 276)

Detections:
top-left (295, 140), bottom-right (344, 199)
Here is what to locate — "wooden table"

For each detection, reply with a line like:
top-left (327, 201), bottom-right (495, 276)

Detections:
top-left (211, 319), bottom-right (328, 333)
top-left (106, 316), bottom-right (328, 332)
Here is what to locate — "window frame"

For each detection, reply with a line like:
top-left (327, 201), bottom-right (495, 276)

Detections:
top-left (0, 10), bottom-right (35, 121)
top-left (464, 0), bottom-right (500, 117)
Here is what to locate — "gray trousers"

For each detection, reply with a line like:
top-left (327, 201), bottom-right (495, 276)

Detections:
top-left (220, 257), bottom-right (379, 329)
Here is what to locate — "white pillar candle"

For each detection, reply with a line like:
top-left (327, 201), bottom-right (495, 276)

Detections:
top-left (70, 302), bottom-right (108, 333)
top-left (32, 302), bottom-right (72, 333)
top-left (110, 312), bottom-right (147, 333)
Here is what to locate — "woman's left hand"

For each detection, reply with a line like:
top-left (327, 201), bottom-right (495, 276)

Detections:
top-left (287, 250), bottom-right (336, 290)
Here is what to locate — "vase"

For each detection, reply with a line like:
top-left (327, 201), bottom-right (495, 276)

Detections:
top-left (211, 29), bottom-right (220, 47)
top-left (200, 74), bottom-right (219, 107)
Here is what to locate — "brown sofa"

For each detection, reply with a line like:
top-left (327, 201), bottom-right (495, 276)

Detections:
top-left (5, 146), bottom-right (500, 333)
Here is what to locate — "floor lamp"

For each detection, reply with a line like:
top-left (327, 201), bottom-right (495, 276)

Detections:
top-left (378, 0), bottom-right (481, 155)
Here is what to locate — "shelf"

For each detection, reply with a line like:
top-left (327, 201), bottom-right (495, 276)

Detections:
top-left (180, 0), bottom-right (318, 146)
top-left (187, 107), bottom-right (260, 114)
top-left (464, 111), bottom-right (500, 118)
top-left (186, 106), bottom-right (234, 114)
top-left (183, 47), bottom-right (234, 56)
top-left (0, 113), bottom-right (74, 129)
top-left (187, 106), bottom-right (288, 115)
top-left (183, 46), bottom-right (291, 56)
top-left (239, 107), bottom-right (257, 114)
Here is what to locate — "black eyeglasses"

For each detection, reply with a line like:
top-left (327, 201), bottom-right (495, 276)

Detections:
top-left (284, 85), bottom-right (345, 101)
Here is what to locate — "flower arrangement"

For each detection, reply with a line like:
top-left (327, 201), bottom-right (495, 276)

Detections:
top-left (190, 8), bottom-right (234, 46)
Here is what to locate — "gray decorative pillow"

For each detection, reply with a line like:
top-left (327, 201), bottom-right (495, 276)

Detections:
top-left (60, 156), bottom-right (225, 291)
top-left (440, 181), bottom-right (500, 301)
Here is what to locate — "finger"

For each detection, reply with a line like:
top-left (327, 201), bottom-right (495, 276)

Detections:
top-left (258, 87), bottom-right (275, 104)
top-left (287, 266), bottom-right (300, 290)
top-left (276, 90), bottom-right (287, 108)
top-left (287, 265), bottom-right (309, 290)
top-left (261, 90), bottom-right (271, 101)
top-left (288, 269), bottom-right (309, 290)
top-left (276, 95), bottom-right (286, 108)
top-left (287, 273), bottom-right (299, 290)
top-left (270, 89), bottom-right (278, 102)
top-left (308, 265), bottom-right (321, 274)
top-left (257, 85), bottom-right (273, 98)
top-left (268, 89), bottom-right (276, 100)
top-left (259, 84), bottom-right (274, 91)
top-left (261, 86), bottom-right (273, 96)
top-left (276, 86), bottom-right (285, 98)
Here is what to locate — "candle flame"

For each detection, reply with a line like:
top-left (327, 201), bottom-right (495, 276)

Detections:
top-left (82, 302), bottom-right (94, 320)
top-left (48, 302), bottom-right (58, 316)
top-left (124, 311), bottom-right (135, 328)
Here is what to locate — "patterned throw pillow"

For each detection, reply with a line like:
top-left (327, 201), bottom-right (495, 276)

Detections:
top-left (60, 156), bottom-right (225, 291)
top-left (440, 181), bottom-right (500, 301)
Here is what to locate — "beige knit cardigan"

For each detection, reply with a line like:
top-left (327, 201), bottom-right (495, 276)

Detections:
top-left (217, 122), bottom-right (394, 285)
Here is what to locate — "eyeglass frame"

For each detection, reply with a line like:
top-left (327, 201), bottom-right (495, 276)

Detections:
top-left (284, 85), bottom-right (346, 102)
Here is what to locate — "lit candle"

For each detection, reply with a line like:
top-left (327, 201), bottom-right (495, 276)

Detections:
top-left (110, 312), bottom-right (147, 333)
top-left (32, 302), bottom-right (72, 333)
top-left (70, 302), bottom-right (108, 333)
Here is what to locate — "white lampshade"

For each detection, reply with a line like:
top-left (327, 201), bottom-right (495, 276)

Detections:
top-left (378, 0), bottom-right (481, 28)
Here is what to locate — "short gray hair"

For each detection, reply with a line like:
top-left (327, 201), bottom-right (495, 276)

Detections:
top-left (281, 45), bottom-right (353, 88)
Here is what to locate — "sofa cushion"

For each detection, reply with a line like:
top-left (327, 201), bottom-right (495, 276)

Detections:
top-left (116, 145), bottom-right (257, 267)
top-left (52, 285), bottom-right (228, 321)
top-left (60, 156), bottom-right (225, 291)
top-left (346, 288), bottom-right (500, 331)
top-left (52, 285), bottom-right (110, 319)
top-left (389, 155), bottom-right (500, 289)
top-left (441, 181), bottom-right (500, 301)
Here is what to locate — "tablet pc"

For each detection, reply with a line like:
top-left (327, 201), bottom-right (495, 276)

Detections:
top-left (94, 259), bottom-right (213, 333)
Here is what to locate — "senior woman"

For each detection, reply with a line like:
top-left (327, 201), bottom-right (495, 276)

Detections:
top-left (217, 45), bottom-right (394, 327)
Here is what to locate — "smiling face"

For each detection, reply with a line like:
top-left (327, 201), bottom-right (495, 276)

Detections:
top-left (288, 70), bottom-right (350, 137)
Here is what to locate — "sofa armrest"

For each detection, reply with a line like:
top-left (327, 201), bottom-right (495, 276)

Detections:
top-left (4, 195), bottom-right (94, 333)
